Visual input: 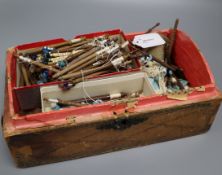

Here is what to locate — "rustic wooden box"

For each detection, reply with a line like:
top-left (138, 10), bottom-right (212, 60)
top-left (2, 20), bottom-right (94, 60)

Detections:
top-left (2, 29), bottom-right (222, 167)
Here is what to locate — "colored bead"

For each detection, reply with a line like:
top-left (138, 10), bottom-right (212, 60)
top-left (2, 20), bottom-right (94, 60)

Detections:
top-left (59, 81), bottom-right (71, 90)
top-left (42, 46), bottom-right (54, 64)
top-left (37, 80), bottom-right (44, 84)
top-left (168, 70), bottom-right (173, 75)
top-left (146, 54), bottom-right (153, 61)
top-left (39, 70), bottom-right (49, 83)
top-left (93, 99), bottom-right (103, 104)
top-left (56, 60), bottom-right (67, 69)
top-left (179, 79), bottom-right (188, 86)
top-left (140, 54), bottom-right (153, 66)
top-left (51, 103), bottom-right (61, 110)
top-left (29, 54), bottom-right (37, 61)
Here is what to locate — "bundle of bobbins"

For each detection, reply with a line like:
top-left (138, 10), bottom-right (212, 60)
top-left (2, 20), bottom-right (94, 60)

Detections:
top-left (43, 91), bottom-right (142, 111)
top-left (129, 19), bottom-right (193, 97)
top-left (15, 19), bottom-right (193, 99)
top-left (15, 34), bottom-right (135, 90)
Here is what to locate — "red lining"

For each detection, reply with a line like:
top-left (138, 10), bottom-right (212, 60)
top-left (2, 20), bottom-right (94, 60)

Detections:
top-left (13, 29), bottom-right (140, 113)
top-left (5, 29), bottom-right (218, 131)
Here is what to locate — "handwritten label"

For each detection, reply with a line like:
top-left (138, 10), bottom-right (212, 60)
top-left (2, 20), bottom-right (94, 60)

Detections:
top-left (132, 33), bottom-right (165, 48)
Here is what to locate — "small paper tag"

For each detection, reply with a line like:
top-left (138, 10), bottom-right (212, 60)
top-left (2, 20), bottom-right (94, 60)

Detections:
top-left (132, 33), bottom-right (165, 48)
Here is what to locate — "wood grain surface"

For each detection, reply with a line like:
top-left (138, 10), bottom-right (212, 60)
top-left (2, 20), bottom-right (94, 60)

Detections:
top-left (4, 95), bottom-right (222, 167)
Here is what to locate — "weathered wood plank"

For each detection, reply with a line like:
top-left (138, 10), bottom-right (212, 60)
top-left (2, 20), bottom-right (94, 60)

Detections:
top-left (5, 96), bottom-right (221, 167)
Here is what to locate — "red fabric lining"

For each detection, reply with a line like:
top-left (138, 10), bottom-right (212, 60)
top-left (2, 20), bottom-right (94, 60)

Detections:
top-left (5, 29), bottom-right (217, 130)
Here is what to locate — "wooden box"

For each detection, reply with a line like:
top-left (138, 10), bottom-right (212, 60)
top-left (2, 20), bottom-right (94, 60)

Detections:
top-left (2, 29), bottom-right (222, 167)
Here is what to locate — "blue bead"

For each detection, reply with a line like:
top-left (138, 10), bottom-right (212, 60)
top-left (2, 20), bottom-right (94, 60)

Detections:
top-left (41, 46), bottom-right (54, 64)
top-left (57, 60), bottom-right (67, 69)
top-left (39, 70), bottom-right (49, 83)
top-left (30, 54), bottom-right (37, 60)
top-left (179, 79), bottom-right (188, 86)
top-left (146, 54), bottom-right (153, 61)
top-left (51, 104), bottom-right (61, 110)
top-left (59, 81), bottom-right (71, 90)
top-left (93, 99), bottom-right (103, 104)
top-left (37, 80), bottom-right (44, 84)
top-left (168, 70), bottom-right (173, 75)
